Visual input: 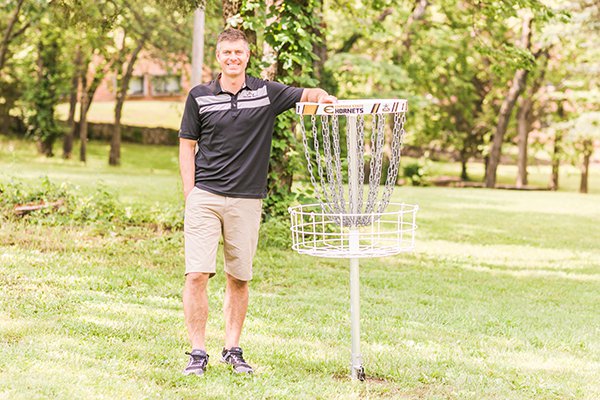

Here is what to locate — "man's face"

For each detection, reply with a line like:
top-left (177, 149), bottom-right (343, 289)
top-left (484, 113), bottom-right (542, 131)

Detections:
top-left (216, 40), bottom-right (250, 78)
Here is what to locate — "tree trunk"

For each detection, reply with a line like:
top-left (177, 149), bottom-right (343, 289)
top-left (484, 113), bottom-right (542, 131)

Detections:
top-left (0, 0), bottom-right (25, 72)
top-left (109, 39), bottom-right (145, 166)
top-left (485, 14), bottom-right (533, 188)
top-left (515, 49), bottom-right (549, 188)
top-left (63, 46), bottom-right (82, 159)
top-left (580, 142), bottom-right (592, 194)
top-left (79, 74), bottom-right (89, 163)
top-left (580, 153), bottom-right (590, 194)
top-left (459, 149), bottom-right (469, 181)
top-left (549, 101), bottom-right (567, 191)
top-left (549, 130), bottom-right (561, 191)
top-left (515, 97), bottom-right (531, 188)
top-left (39, 137), bottom-right (55, 157)
top-left (222, 0), bottom-right (241, 25)
top-left (261, 0), bottom-right (281, 80)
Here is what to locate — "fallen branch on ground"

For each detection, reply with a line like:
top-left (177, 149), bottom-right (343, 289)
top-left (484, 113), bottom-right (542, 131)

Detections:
top-left (14, 199), bottom-right (65, 216)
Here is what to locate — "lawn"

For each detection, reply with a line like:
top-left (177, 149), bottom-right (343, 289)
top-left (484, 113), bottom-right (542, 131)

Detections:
top-left (55, 101), bottom-right (184, 130)
top-left (1, 137), bottom-right (600, 399)
top-left (0, 135), bottom-right (181, 205)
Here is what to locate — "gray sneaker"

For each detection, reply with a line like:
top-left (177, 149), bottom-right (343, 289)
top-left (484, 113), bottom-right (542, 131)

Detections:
top-left (220, 347), bottom-right (253, 374)
top-left (183, 349), bottom-right (209, 376)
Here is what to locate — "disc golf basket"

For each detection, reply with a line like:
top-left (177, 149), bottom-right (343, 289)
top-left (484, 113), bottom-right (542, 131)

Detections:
top-left (288, 99), bottom-right (419, 380)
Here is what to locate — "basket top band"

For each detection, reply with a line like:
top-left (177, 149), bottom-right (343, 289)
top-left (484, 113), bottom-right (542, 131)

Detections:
top-left (296, 99), bottom-right (407, 115)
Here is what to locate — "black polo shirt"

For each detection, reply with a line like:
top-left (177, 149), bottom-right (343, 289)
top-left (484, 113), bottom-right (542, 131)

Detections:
top-left (179, 75), bottom-right (304, 198)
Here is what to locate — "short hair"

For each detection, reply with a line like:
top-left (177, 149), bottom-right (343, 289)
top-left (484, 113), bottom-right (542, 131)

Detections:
top-left (216, 28), bottom-right (249, 51)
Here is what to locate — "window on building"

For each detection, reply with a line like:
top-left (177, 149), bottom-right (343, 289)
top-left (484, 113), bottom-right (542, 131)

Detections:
top-left (152, 75), bottom-right (182, 95)
top-left (127, 76), bottom-right (145, 96)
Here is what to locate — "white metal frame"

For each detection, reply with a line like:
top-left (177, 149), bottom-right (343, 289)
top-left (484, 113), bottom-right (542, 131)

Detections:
top-left (288, 202), bottom-right (419, 258)
top-left (290, 98), bottom-right (417, 381)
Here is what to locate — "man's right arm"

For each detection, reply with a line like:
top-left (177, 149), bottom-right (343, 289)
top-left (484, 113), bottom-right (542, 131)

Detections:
top-left (179, 138), bottom-right (197, 200)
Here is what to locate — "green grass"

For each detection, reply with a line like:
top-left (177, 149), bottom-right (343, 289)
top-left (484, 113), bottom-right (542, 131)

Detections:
top-left (55, 101), bottom-right (184, 129)
top-left (0, 135), bottom-right (181, 205)
top-left (1, 137), bottom-right (600, 399)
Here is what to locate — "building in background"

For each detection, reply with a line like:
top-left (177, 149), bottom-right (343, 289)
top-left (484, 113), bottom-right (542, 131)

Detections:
top-left (93, 53), bottom-right (212, 102)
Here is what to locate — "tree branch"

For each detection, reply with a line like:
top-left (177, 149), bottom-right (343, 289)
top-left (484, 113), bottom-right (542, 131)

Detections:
top-left (399, 0), bottom-right (428, 56)
top-left (0, 0), bottom-right (26, 71)
top-left (338, 7), bottom-right (393, 53)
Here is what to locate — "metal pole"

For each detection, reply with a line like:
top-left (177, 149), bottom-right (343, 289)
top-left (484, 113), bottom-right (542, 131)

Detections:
top-left (191, 7), bottom-right (205, 87)
top-left (347, 115), bottom-right (365, 380)
top-left (349, 239), bottom-right (363, 380)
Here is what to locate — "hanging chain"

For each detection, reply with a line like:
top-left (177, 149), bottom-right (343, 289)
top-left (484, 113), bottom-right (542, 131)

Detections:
top-left (377, 111), bottom-right (406, 214)
top-left (298, 108), bottom-right (407, 227)
top-left (312, 115), bottom-right (335, 213)
top-left (330, 115), bottom-right (346, 214)
top-left (362, 114), bottom-right (385, 222)
top-left (299, 116), bottom-right (322, 202)
top-left (356, 115), bottom-right (365, 215)
top-left (320, 115), bottom-right (339, 214)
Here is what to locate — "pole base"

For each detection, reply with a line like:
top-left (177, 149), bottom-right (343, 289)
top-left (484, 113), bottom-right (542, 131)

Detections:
top-left (351, 365), bottom-right (366, 381)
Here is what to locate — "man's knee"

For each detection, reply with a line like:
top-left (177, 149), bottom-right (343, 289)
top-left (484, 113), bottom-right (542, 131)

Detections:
top-left (186, 272), bottom-right (210, 288)
top-left (226, 273), bottom-right (248, 289)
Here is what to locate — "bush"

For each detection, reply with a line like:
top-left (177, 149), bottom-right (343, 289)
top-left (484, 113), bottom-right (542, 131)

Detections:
top-left (403, 160), bottom-right (429, 186)
top-left (0, 177), bottom-right (183, 231)
top-left (259, 216), bottom-right (292, 249)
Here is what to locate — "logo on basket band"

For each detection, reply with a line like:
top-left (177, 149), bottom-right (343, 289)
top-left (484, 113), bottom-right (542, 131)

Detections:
top-left (323, 105), bottom-right (364, 115)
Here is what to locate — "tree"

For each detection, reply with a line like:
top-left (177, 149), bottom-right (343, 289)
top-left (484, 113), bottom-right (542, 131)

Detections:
top-left (0, 0), bottom-right (27, 73)
top-left (527, 0), bottom-right (599, 190)
top-left (515, 49), bottom-right (549, 187)
top-left (563, 112), bottom-right (600, 193)
top-left (0, 0), bottom-right (43, 129)
top-left (485, 12), bottom-right (534, 188)
top-left (257, 0), bottom-right (322, 217)
top-left (109, 26), bottom-right (147, 166)
top-left (220, 0), bottom-right (321, 217)
top-left (62, 0), bottom-right (122, 162)
top-left (62, 45), bottom-right (82, 159)
top-left (108, 0), bottom-right (191, 166)
top-left (20, 5), bottom-right (70, 157)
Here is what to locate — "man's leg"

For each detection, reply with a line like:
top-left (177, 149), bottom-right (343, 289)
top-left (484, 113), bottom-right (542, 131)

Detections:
top-left (183, 272), bottom-right (210, 350)
top-left (182, 188), bottom-right (225, 375)
top-left (183, 188), bottom-right (224, 349)
top-left (220, 196), bottom-right (261, 373)
top-left (223, 273), bottom-right (249, 349)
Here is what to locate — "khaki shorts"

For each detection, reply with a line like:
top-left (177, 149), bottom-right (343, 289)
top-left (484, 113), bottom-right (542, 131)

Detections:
top-left (184, 187), bottom-right (262, 281)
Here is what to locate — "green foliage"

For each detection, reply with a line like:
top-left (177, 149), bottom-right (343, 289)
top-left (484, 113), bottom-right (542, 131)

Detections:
top-left (325, 53), bottom-right (411, 99)
top-left (238, 0), bottom-right (323, 218)
top-left (0, 177), bottom-right (183, 231)
top-left (556, 111), bottom-right (600, 165)
top-left (258, 216), bottom-right (292, 249)
top-left (403, 158), bottom-right (430, 186)
top-left (20, 17), bottom-right (68, 156)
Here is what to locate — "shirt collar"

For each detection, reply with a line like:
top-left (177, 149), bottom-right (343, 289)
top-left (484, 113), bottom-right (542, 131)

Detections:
top-left (210, 74), bottom-right (256, 95)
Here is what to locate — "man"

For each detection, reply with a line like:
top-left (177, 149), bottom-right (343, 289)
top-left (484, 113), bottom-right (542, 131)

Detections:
top-left (179, 28), bottom-right (336, 376)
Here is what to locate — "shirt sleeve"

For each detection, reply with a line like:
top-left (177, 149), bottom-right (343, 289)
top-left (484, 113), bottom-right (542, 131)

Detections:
top-left (178, 92), bottom-right (201, 140)
top-left (266, 81), bottom-right (304, 116)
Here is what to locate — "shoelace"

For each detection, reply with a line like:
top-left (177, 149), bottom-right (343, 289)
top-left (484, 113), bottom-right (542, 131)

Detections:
top-left (186, 352), bottom-right (208, 366)
top-left (226, 349), bottom-right (248, 366)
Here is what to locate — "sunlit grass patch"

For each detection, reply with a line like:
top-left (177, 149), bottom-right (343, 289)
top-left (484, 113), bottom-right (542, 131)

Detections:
top-left (1, 143), bottom-right (600, 397)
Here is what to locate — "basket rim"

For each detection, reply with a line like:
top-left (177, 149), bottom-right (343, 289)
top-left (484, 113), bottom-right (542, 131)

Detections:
top-left (288, 202), bottom-right (419, 217)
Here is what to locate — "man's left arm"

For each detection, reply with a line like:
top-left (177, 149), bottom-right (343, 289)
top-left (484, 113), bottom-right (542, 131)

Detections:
top-left (301, 88), bottom-right (337, 103)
